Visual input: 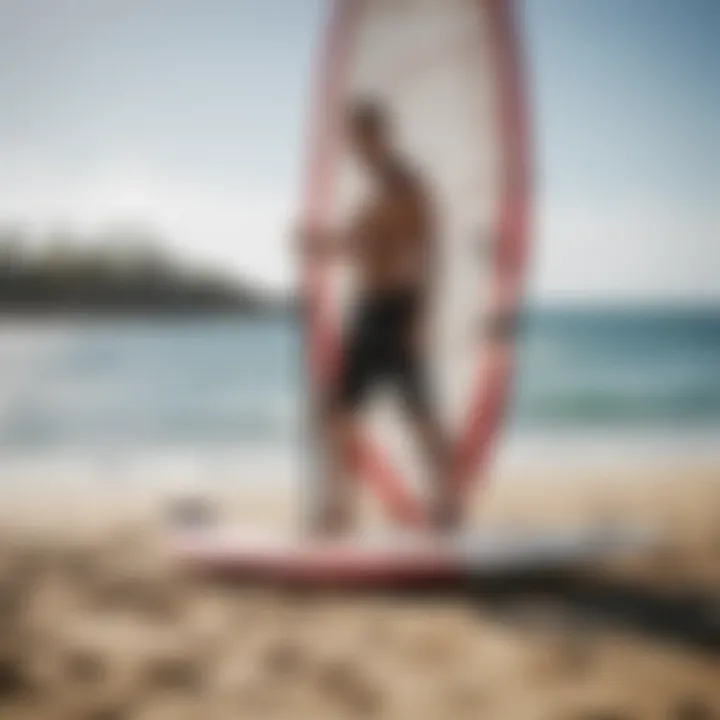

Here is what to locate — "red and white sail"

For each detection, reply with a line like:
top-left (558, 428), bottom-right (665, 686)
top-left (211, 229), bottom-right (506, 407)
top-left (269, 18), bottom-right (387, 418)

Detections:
top-left (302, 0), bottom-right (531, 527)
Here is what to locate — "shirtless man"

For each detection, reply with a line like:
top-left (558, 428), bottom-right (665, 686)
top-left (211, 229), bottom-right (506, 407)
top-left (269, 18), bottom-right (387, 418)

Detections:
top-left (301, 100), bottom-right (455, 534)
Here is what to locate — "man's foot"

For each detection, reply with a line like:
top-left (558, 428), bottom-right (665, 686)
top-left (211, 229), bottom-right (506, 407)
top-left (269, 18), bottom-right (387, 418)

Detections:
top-left (312, 505), bottom-right (353, 538)
top-left (430, 496), bottom-right (462, 534)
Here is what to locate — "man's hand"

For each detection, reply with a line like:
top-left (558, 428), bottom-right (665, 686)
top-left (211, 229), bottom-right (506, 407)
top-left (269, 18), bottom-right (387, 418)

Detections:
top-left (293, 223), bottom-right (337, 261)
top-left (293, 222), bottom-right (321, 255)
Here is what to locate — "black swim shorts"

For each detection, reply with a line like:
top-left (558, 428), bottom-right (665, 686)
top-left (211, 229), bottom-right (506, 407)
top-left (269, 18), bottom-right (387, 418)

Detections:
top-left (332, 289), bottom-right (430, 417)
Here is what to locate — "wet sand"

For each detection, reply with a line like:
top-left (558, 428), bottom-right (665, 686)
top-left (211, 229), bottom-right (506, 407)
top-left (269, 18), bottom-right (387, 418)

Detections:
top-left (0, 464), bottom-right (718, 719)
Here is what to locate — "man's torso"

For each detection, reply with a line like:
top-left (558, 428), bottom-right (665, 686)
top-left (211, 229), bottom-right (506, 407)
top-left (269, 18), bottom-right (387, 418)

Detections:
top-left (349, 162), bottom-right (428, 296)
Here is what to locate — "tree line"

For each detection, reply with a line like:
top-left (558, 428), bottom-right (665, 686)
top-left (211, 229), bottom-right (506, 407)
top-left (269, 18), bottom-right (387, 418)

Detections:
top-left (0, 225), bottom-right (289, 317)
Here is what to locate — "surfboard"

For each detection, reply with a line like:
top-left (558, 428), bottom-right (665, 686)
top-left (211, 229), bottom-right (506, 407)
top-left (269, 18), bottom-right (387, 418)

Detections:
top-left (301, 0), bottom-right (530, 528)
top-left (172, 525), bottom-right (660, 585)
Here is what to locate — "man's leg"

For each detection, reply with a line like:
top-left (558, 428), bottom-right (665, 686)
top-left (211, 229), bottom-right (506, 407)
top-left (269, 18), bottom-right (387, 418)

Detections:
top-left (314, 320), bottom-right (373, 536)
top-left (409, 412), bottom-right (458, 532)
top-left (315, 406), bottom-right (359, 536)
top-left (398, 355), bottom-right (459, 532)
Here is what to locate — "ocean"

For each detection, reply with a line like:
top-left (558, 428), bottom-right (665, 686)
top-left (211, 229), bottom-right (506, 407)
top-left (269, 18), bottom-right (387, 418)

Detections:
top-left (1, 307), bottom-right (719, 486)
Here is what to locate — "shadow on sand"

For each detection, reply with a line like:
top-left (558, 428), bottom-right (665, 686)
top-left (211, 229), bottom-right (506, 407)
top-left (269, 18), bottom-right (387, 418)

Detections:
top-left (206, 568), bottom-right (720, 657)
top-left (400, 571), bottom-right (720, 657)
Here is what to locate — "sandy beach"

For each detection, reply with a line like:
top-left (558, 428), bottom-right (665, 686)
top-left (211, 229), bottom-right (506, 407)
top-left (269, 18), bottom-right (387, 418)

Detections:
top-left (0, 463), bottom-right (718, 720)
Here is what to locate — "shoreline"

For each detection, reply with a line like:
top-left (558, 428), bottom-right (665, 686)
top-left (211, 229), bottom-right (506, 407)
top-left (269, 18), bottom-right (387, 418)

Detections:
top-left (1, 432), bottom-right (719, 489)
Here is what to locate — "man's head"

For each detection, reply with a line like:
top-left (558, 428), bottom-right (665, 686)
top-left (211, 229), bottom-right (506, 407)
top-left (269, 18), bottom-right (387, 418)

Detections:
top-left (346, 99), bottom-right (392, 169)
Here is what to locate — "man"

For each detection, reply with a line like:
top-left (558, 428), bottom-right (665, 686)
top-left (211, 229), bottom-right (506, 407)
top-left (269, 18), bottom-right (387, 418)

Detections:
top-left (301, 100), bottom-right (456, 535)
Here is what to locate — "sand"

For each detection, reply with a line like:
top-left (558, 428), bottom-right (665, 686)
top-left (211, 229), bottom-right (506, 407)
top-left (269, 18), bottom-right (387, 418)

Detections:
top-left (0, 463), bottom-right (718, 719)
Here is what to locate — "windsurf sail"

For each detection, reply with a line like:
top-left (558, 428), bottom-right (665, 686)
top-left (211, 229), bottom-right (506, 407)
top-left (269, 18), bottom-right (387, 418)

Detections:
top-left (301, 0), bottom-right (531, 529)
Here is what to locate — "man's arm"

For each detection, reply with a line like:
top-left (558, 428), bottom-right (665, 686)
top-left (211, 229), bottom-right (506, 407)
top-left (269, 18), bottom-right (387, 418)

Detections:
top-left (405, 178), bottom-right (437, 346)
top-left (418, 186), bottom-right (437, 306)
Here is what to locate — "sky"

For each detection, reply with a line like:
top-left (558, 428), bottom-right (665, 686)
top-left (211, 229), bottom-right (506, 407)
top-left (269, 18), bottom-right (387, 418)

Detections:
top-left (0, 0), bottom-right (717, 303)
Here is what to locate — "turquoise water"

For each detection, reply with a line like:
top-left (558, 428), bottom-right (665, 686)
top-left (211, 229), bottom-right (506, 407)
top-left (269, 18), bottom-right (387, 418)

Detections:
top-left (0, 308), bottom-right (719, 459)
top-left (513, 307), bottom-right (720, 428)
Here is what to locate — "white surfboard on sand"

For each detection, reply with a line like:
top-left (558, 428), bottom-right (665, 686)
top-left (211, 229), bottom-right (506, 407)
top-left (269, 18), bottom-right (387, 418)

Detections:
top-left (171, 524), bottom-right (661, 585)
